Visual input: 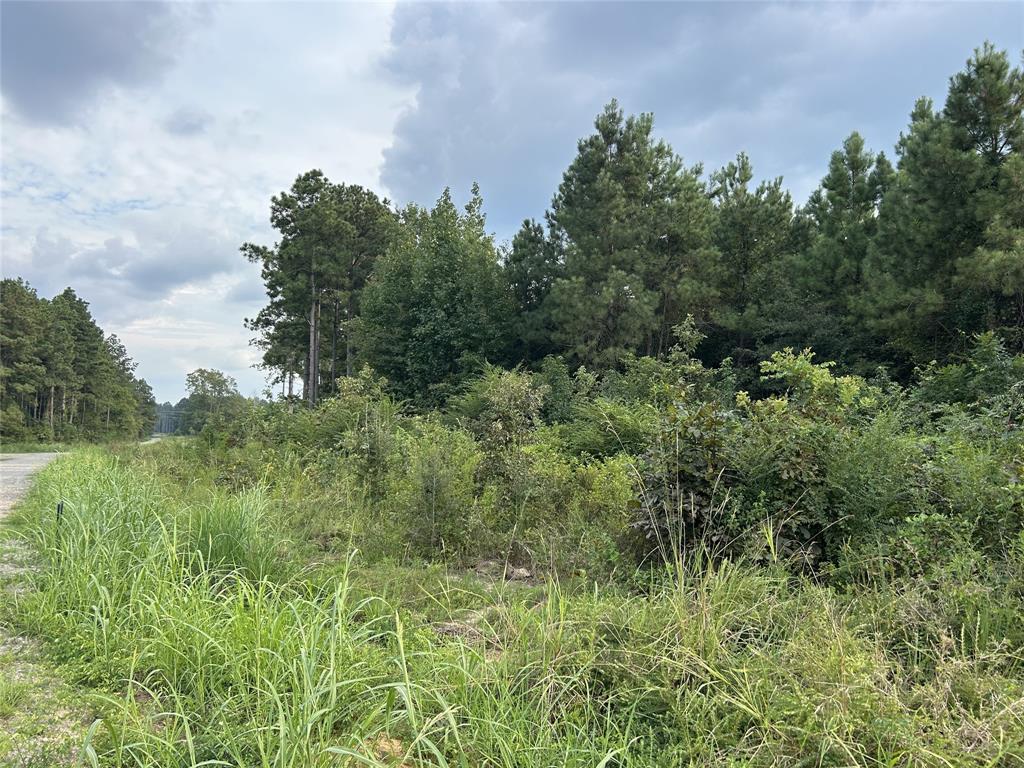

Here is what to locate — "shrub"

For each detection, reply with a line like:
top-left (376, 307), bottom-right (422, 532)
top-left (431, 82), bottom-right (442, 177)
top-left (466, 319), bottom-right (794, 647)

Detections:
top-left (635, 394), bottom-right (737, 561)
top-left (390, 420), bottom-right (483, 560)
top-left (913, 331), bottom-right (1024, 408)
top-left (0, 402), bottom-right (29, 440)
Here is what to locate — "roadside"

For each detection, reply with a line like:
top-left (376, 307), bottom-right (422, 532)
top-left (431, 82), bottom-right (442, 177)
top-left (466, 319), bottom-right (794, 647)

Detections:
top-left (0, 453), bottom-right (96, 768)
top-left (0, 454), bottom-right (60, 520)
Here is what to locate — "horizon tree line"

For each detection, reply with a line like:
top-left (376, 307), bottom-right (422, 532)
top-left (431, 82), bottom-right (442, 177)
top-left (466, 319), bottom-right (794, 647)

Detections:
top-left (0, 279), bottom-right (156, 441)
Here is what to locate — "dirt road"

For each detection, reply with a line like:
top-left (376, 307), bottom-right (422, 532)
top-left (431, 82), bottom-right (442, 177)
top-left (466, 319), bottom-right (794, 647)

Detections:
top-left (0, 453), bottom-right (59, 520)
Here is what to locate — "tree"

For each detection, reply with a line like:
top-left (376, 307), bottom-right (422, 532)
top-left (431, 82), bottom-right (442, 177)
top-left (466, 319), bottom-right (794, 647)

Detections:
top-left (179, 368), bottom-right (243, 434)
top-left (541, 101), bottom-right (717, 367)
top-left (955, 153), bottom-right (1024, 347)
top-left (862, 44), bottom-right (1023, 366)
top-left (504, 218), bottom-right (560, 363)
top-left (359, 186), bottom-right (512, 402)
top-left (705, 153), bottom-right (796, 366)
top-left (243, 171), bottom-right (394, 407)
top-left (0, 279), bottom-right (46, 429)
top-left (0, 280), bottom-right (154, 440)
top-left (780, 133), bottom-right (894, 370)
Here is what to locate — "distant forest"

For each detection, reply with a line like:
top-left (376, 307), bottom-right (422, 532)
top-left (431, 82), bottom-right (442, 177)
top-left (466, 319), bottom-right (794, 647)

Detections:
top-left (0, 280), bottom-right (156, 441)
top-left (243, 43), bottom-right (1022, 405)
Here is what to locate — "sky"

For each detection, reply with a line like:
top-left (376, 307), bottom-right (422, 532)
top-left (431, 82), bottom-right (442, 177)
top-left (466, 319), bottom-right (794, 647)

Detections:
top-left (1, 1), bottom-right (1021, 403)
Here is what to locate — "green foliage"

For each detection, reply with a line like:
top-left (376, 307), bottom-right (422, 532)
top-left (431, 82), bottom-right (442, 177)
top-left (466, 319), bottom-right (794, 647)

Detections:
top-left (778, 134), bottom-right (894, 370)
top-left (560, 396), bottom-right (658, 458)
top-left (862, 44), bottom-right (1024, 366)
top-left (243, 170), bottom-right (395, 404)
top-left (505, 218), bottom-right (560, 362)
top-left (535, 355), bottom-right (574, 423)
top-left (704, 152), bottom-right (798, 366)
top-left (637, 392), bottom-right (736, 560)
top-left (187, 486), bottom-right (284, 581)
top-left (635, 344), bottom-right (1023, 570)
top-left (0, 279), bottom-right (155, 441)
top-left (542, 101), bottom-right (717, 366)
top-left (913, 331), bottom-right (1024, 408)
top-left (450, 365), bottom-right (545, 452)
top-left (175, 367), bottom-right (248, 436)
top-left (391, 420), bottom-right (482, 559)
top-left (359, 187), bottom-right (513, 403)
top-left (8, 451), bottom-right (1024, 766)
top-left (220, 43), bottom-right (1023, 416)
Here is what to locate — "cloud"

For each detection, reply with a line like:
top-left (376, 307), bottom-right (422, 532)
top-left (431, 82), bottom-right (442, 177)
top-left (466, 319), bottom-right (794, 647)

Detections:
top-left (0, 1), bottom-right (203, 125)
top-left (163, 107), bottom-right (214, 137)
top-left (1, 1), bottom-right (410, 402)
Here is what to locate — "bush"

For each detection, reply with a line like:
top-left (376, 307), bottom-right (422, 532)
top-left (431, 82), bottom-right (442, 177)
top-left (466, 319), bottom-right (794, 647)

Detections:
top-left (0, 401), bottom-right (29, 440)
top-left (913, 331), bottom-right (1024, 408)
top-left (636, 395), bottom-right (737, 561)
top-left (390, 420), bottom-right (483, 560)
top-left (559, 396), bottom-right (658, 457)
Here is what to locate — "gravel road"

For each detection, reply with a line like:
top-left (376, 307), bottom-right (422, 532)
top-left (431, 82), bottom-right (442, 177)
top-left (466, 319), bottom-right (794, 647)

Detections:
top-left (0, 453), bottom-right (59, 520)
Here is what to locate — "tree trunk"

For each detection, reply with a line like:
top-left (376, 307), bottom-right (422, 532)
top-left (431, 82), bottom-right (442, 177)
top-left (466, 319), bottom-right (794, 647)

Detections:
top-left (346, 292), bottom-right (355, 377)
top-left (313, 296), bottom-right (321, 403)
top-left (48, 385), bottom-right (55, 431)
top-left (330, 297), bottom-right (338, 392)
top-left (307, 273), bottom-right (320, 408)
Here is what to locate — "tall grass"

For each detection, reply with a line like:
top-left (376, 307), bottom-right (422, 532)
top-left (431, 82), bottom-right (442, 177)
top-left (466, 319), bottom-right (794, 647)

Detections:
top-left (6, 450), bottom-right (1024, 766)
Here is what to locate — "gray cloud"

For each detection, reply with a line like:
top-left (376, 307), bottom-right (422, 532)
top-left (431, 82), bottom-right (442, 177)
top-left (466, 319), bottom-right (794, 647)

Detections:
top-left (163, 107), bottom-right (214, 136)
top-left (0, 1), bottom-right (200, 124)
top-left (380, 2), bottom-right (1023, 240)
top-left (32, 225), bottom-right (239, 302)
top-left (1, 2), bottom-right (405, 402)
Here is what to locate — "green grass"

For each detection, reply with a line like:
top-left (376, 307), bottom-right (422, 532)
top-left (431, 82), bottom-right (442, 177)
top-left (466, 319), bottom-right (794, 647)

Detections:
top-left (4, 449), bottom-right (1023, 767)
top-left (0, 675), bottom-right (29, 717)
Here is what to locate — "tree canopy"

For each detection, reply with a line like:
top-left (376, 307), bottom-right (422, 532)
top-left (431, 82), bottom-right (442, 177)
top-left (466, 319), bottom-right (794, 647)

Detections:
top-left (239, 43), bottom-right (1021, 403)
top-left (358, 186), bottom-right (512, 402)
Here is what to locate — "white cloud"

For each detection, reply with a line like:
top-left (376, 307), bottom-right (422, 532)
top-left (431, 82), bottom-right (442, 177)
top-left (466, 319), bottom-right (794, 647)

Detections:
top-left (1, 2), bottom-right (413, 402)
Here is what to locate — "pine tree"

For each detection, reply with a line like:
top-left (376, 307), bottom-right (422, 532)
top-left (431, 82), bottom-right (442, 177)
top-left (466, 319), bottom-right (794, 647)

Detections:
top-left (542, 101), bottom-right (716, 367)
top-left (504, 218), bottom-right (560, 363)
top-left (243, 171), bottom-right (394, 405)
top-left (863, 44), bottom-right (1023, 365)
top-left (0, 280), bottom-right (154, 440)
top-left (705, 153), bottom-right (796, 365)
top-left (783, 133), bottom-right (893, 370)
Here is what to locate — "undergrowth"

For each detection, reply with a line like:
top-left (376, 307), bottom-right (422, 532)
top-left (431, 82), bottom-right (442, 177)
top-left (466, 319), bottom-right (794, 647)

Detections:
top-left (6, 450), bottom-right (1024, 767)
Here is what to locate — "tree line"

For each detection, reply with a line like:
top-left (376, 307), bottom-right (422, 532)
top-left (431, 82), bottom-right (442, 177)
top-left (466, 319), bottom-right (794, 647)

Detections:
top-left (246, 44), bottom-right (1022, 405)
top-left (155, 367), bottom-right (248, 437)
top-left (0, 279), bottom-right (156, 441)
